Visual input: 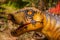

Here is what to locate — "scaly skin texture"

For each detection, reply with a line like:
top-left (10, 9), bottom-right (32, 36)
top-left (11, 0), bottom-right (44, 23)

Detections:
top-left (9, 7), bottom-right (60, 40)
top-left (42, 12), bottom-right (60, 40)
top-left (10, 7), bottom-right (44, 37)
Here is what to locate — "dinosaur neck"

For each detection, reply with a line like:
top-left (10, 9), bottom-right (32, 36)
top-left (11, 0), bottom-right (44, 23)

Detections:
top-left (42, 11), bottom-right (60, 34)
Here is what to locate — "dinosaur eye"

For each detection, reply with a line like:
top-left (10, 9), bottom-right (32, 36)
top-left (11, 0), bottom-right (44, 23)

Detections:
top-left (28, 10), bottom-right (32, 15)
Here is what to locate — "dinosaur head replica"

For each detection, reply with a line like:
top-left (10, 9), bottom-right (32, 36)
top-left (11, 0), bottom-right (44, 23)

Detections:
top-left (9, 7), bottom-right (46, 37)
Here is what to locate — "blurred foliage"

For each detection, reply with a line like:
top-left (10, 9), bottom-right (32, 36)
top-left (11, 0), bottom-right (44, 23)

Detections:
top-left (0, 0), bottom-right (29, 14)
top-left (0, 0), bottom-right (29, 8)
top-left (0, 0), bottom-right (58, 12)
top-left (44, 0), bottom-right (58, 9)
top-left (22, 0), bottom-right (58, 10)
top-left (22, 0), bottom-right (38, 7)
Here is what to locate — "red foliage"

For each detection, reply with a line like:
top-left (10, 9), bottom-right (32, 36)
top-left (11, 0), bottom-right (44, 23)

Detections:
top-left (48, 2), bottom-right (60, 15)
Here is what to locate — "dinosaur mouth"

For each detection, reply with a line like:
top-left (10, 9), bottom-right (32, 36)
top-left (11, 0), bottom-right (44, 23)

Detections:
top-left (18, 22), bottom-right (31, 28)
top-left (11, 23), bottom-right (31, 37)
top-left (11, 21), bottom-right (43, 37)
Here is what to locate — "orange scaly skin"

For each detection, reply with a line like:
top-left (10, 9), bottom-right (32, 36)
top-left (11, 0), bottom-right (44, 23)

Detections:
top-left (9, 7), bottom-right (60, 40)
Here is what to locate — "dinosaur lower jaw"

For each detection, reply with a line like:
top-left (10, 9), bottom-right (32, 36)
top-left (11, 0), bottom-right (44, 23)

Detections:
top-left (11, 21), bottom-right (43, 37)
top-left (11, 23), bottom-right (31, 37)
